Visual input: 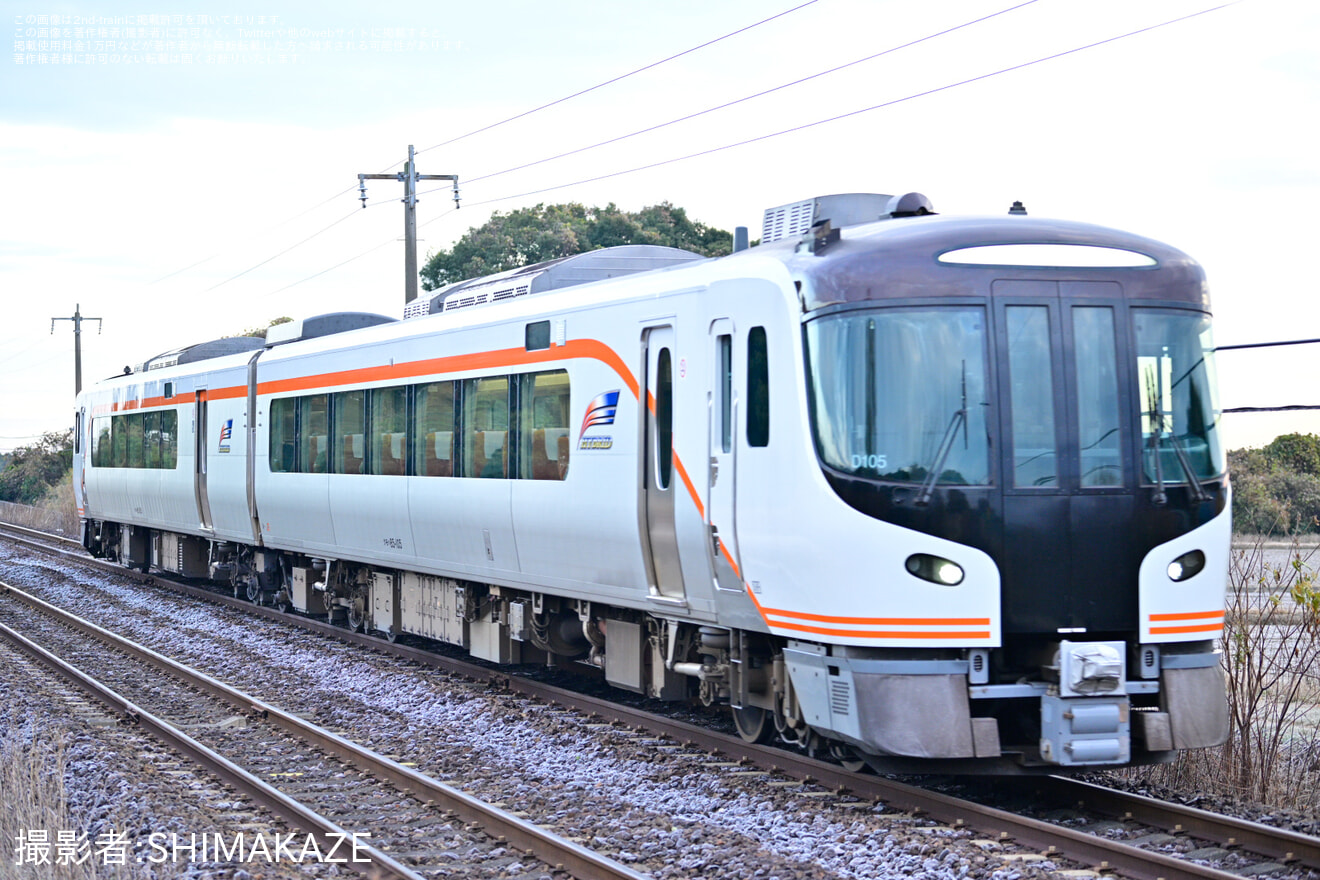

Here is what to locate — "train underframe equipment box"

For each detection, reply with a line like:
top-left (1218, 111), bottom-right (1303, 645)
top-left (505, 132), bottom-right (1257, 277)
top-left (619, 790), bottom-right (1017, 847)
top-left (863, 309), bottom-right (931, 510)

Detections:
top-left (783, 638), bottom-right (1227, 766)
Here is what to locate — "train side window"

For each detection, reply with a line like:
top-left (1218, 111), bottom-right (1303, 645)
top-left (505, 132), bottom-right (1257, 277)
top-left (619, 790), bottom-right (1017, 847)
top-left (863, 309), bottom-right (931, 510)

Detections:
top-left (1006, 306), bottom-right (1058, 487)
top-left (369, 386), bottom-right (408, 476)
top-left (525, 321), bottom-right (551, 351)
top-left (270, 398), bottom-right (297, 473)
top-left (124, 412), bottom-right (146, 469)
top-left (161, 410), bottom-right (178, 469)
top-left (747, 326), bottom-right (769, 448)
top-left (298, 394), bottom-right (330, 474)
top-left (462, 376), bottom-right (510, 479)
top-left (718, 334), bottom-right (733, 453)
top-left (413, 380), bottom-right (456, 477)
top-left (1072, 307), bottom-right (1122, 487)
top-left (333, 390), bottom-right (367, 475)
top-left (143, 410), bottom-right (162, 469)
top-left (112, 415), bottom-right (127, 468)
top-left (657, 349), bottom-right (673, 489)
top-left (518, 370), bottom-right (571, 480)
top-left (89, 419), bottom-right (107, 467)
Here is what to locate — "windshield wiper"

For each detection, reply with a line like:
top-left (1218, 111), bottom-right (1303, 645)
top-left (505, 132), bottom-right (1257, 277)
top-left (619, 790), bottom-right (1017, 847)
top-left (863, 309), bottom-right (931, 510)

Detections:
top-left (916, 361), bottom-right (968, 506)
top-left (1166, 430), bottom-right (1209, 502)
top-left (1144, 368), bottom-right (1208, 504)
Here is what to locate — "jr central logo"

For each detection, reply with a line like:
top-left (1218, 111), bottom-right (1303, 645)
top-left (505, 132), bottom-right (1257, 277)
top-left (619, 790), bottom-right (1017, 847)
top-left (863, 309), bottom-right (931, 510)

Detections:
top-left (218, 419), bottom-right (233, 453)
top-left (578, 390), bottom-right (619, 450)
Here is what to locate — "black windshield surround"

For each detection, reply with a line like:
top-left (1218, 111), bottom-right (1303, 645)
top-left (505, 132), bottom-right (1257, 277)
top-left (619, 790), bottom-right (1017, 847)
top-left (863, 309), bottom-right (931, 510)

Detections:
top-left (806, 297), bottom-right (1226, 636)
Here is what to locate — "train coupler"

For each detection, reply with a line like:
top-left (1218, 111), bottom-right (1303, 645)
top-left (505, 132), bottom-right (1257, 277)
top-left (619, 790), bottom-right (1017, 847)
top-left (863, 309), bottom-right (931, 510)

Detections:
top-left (1039, 640), bottom-right (1130, 766)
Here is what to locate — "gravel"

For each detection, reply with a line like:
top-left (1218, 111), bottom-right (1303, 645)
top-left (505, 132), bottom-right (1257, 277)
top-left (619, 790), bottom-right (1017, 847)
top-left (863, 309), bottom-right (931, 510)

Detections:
top-left (0, 542), bottom-right (1077, 879)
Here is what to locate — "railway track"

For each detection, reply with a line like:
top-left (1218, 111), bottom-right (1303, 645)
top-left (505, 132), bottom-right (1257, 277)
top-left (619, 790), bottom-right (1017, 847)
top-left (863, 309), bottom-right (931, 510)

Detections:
top-left (3, 521), bottom-right (1319, 880)
top-left (0, 572), bottom-right (647, 880)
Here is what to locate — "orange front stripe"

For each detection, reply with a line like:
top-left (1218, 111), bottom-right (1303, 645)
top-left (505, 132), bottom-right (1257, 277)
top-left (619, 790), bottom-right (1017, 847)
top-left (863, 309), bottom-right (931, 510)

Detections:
top-left (768, 619), bottom-right (992, 640)
top-left (1150, 610), bottom-right (1224, 622)
top-left (1151, 623), bottom-right (1225, 635)
top-left (1149, 609), bottom-right (1224, 636)
top-left (762, 607), bottom-right (990, 626)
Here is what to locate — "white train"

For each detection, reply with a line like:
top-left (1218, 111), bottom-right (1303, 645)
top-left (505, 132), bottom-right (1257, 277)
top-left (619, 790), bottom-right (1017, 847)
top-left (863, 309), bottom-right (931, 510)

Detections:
top-left (74, 193), bottom-right (1231, 772)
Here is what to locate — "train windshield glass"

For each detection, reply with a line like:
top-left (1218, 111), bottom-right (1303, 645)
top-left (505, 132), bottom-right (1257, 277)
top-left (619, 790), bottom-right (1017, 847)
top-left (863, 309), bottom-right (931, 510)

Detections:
top-left (806, 307), bottom-right (991, 485)
top-left (1134, 309), bottom-right (1225, 482)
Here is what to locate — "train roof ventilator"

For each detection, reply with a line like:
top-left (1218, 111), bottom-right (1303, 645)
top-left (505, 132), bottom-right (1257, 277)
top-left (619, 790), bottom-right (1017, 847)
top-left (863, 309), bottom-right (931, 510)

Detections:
top-left (761, 192), bottom-right (936, 246)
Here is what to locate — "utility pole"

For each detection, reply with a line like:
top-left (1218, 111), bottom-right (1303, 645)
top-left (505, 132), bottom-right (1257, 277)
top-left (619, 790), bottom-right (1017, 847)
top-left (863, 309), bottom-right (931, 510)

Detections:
top-left (359, 145), bottom-right (459, 306)
top-left (50, 303), bottom-right (102, 397)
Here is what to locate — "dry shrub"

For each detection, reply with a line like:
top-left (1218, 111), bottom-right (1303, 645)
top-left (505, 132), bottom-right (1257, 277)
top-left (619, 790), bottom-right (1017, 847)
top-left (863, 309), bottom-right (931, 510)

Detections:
top-left (1123, 535), bottom-right (1320, 810)
top-left (0, 471), bottom-right (78, 538)
top-left (0, 728), bottom-right (98, 880)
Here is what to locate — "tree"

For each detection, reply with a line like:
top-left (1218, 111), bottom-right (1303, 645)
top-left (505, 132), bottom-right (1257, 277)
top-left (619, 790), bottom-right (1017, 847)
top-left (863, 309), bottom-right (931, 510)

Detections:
top-left (1229, 434), bottom-right (1320, 535)
top-left (420, 201), bottom-right (733, 291)
top-left (0, 430), bottom-right (73, 505)
top-left (229, 316), bottom-right (294, 339)
top-left (1261, 432), bottom-right (1320, 478)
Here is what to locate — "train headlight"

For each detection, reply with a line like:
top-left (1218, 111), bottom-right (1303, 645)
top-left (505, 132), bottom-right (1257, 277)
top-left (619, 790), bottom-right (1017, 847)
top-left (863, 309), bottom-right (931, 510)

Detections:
top-left (1167, 550), bottom-right (1206, 582)
top-left (906, 554), bottom-right (964, 586)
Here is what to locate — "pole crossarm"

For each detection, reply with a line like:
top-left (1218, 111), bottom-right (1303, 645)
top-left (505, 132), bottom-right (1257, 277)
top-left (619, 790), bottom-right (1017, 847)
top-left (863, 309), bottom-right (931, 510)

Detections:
top-left (357, 145), bottom-right (459, 305)
top-left (51, 303), bottom-right (102, 397)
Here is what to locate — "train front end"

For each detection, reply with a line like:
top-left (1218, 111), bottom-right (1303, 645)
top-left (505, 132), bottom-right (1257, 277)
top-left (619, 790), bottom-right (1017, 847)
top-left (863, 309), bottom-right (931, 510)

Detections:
top-left (780, 198), bottom-right (1229, 770)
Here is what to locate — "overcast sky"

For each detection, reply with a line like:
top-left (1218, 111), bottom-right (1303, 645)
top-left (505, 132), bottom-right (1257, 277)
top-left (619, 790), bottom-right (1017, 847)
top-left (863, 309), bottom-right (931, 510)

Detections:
top-left (2, 0), bottom-right (1317, 453)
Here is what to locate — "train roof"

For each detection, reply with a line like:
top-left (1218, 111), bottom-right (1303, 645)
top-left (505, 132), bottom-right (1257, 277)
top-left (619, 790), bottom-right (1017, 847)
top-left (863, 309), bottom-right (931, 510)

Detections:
top-left (404, 244), bottom-right (706, 320)
top-left (763, 209), bottom-right (1209, 313)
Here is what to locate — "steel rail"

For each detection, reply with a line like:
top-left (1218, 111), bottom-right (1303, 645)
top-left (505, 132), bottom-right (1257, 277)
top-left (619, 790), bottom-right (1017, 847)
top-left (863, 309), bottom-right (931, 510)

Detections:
top-left (6, 525), bottom-right (1318, 880)
top-left (1032, 775), bottom-right (1319, 869)
top-left (486, 681), bottom-right (1263, 880)
top-left (0, 577), bottom-right (649, 880)
top-left (0, 521), bottom-right (83, 549)
top-left (0, 615), bottom-right (421, 880)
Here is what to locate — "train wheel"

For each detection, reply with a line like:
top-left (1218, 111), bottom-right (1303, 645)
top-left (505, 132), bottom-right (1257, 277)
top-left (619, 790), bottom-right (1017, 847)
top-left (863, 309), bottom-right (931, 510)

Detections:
top-left (244, 580), bottom-right (262, 604)
top-left (732, 705), bottom-right (775, 744)
top-left (345, 589), bottom-right (367, 633)
top-left (830, 743), bottom-right (868, 773)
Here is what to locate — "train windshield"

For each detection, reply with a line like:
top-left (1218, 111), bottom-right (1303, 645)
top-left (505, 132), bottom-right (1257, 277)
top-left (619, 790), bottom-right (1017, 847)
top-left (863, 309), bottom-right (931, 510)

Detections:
top-left (1133, 309), bottom-right (1225, 482)
top-left (806, 307), bottom-right (992, 485)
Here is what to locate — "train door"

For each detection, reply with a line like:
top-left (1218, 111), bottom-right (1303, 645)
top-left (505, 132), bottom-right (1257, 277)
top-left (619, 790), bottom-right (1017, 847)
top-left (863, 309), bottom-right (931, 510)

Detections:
top-left (707, 319), bottom-right (742, 590)
top-left (73, 407), bottom-right (87, 519)
top-left (993, 281), bottom-right (1136, 634)
top-left (641, 324), bottom-right (686, 602)
top-left (194, 389), bottom-right (213, 532)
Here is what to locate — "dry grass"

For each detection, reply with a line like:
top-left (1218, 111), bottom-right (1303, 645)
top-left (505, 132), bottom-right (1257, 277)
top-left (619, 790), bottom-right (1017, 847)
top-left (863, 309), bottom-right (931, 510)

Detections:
top-left (0, 471), bottom-right (78, 538)
top-left (0, 727), bottom-right (100, 880)
top-left (1121, 537), bottom-right (1320, 811)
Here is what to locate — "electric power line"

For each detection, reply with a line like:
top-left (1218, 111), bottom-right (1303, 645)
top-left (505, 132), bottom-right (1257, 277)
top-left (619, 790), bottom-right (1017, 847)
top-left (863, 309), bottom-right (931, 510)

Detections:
top-left (461, 0), bottom-right (1040, 188)
top-left (207, 0), bottom-right (823, 279)
top-left (439, 1), bottom-right (1240, 211)
top-left (148, 184), bottom-right (360, 285)
top-left (205, 209), bottom-right (361, 293)
top-left (1218, 337), bottom-right (1320, 351)
top-left (413, 0), bottom-right (820, 159)
top-left (136, 0), bottom-right (951, 290)
top-left (268, 208), bottom-right (463, 297)
top-left (281, 2), bottom-right (1241, 294)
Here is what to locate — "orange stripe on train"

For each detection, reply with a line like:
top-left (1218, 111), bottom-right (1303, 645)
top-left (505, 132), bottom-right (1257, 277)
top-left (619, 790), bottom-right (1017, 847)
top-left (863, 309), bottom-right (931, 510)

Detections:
top-left (766, 619), bottom-right (993, 640)
top-left (1149, 610), bottom-right (1224, 622)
